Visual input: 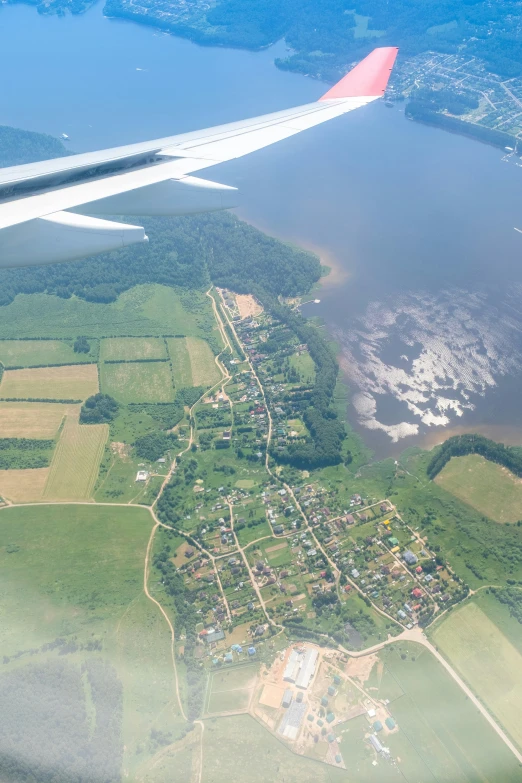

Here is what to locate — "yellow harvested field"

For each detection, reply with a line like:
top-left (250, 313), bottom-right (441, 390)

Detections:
top-left (0, 364), bottom-right (98, 401)
top-left (0, 402), bottom-right (78, 438)
top-left (43, 415), bottom-right (108, 500)
top-left (0, 468), bottom-right (50, 503)
top-left (432, 601), bottom-right (522, 749)
top-left (186, 337), bottom-right (221, 387)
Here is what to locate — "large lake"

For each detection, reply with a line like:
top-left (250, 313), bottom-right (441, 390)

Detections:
top-left (2, 2), bottom-right (522, 457)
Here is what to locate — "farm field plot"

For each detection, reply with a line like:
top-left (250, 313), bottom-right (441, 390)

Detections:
top-left (100, 337), bottom-right (167, 362)
top-left (0, 504), bottom-right (185, 779)
top-left (0, 339), bottom-right (92, 367)
top-left (0, 467), bottom-right (50, 503)
top-left (435, 454), bottom-right (522, 523)
top-left (0, 401), bottom-right (76, 438)
top-left (204, 665), bottom-right (257, 716)
top-left (101, 361), bottom-right (174, 403)
top-left (0, 285), bottom-right (213, 339)
top-left (185, 337), bottom-right (221, 387)
top-left (167, 337), bottom-right (221, 388)
top-left (202, 715), bottom-right (345, 783)
top-left (370, 643), bottom-right (522, 783)
top-left (0, 364), bottom-right (98, 401)
top-left (166, 338), bottom-right (192, 386)
top-left (431, 601), bottom-right (522, 751)
top-left (43, 415), bottom-right (108, 500)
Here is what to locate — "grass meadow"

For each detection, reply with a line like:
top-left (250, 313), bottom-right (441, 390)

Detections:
top-left (369, 642), bottom-right (522, 782)
top-left (435, 454), bottom-right (522, 523)
top-left (167, 336), bottom-right (221, 388)
top-left (0, 285), bottom-right (214, 339)
top-left (201, 714), bottom-right (346, 783)
top-left (431, 599), bottom-right (522, 750)
top-left (100, 361), bottom-right (174, 403)
top-left (0, 364), bottom-right (99, 401)
top-left (0, 339), bottom-right (95, 367)
top-left (100, 337), bottom-right (167, 362)
top-left (0, 504), bottom-right (185, 779)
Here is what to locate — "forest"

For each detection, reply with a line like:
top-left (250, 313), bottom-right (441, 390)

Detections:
top-left (405, 102), bottom-right (518, 149)
top-left (0, 659), bottom-right (122, 783)
top-left (0, 437), bottom-right (54, 469)
top-left (426, 434), bottom-right (522, 480)
top-left (80, 393), bottom-right (119, 424)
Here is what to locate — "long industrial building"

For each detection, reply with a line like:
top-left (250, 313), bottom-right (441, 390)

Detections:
top-left (296, 648), bottom-right (319, 689)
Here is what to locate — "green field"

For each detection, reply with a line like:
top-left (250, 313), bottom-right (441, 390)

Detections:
top-left (0, 285), bottom-right (214, 339)
top-left (202, 714), bottom-right (346, 783)
top-left (0, 339), bottom-right (95, 367)
top-left (100, 337), bottom-right (167, 362)
top-left (431, 600), bottom-right (522, 750)
top-left (0, 504), bottom-right (184, 778)
top-left (167, 336), bottom-right (221, 388)
top-left (166, 338), bottom-right (193, 386)
top-left (235, 519), bottom-right (271, 547)
top-left (365, 642), bottom-right (522, 783)
top-left (435, 454), bottom-right (522, 523)
top-left (101, 361), bottom-right (174, 403)
top-left (43, 415), bottom-right (108, 500)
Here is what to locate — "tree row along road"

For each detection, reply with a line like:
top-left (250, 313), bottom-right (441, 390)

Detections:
top-left (1, 287), bottom-right (521, 772)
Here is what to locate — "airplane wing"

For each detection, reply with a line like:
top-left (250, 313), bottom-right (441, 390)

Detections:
top-left (0, 47), bottom-right (397, 268)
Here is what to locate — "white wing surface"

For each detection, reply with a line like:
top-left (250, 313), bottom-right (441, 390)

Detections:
top-left (0, 47), bottom-right (398, 267)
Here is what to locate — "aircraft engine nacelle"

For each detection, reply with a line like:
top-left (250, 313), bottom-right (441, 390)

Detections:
top-left (75, 176), bottom-right (239, 217)
top-left (0, 211), bottom-right (148, 268)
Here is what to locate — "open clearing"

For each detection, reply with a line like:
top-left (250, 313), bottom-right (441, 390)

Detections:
top-left (167, 337), bottom-right (220, 388)
top-left (0, 468), bottom-right (50, 503)
top-left (0, 339), bottom-right (91, 367)
top-left (0, 401), bottom-right (76, 438)
top-left (367, 642), bottom-right (522, 783)
top-left (0, 504), bottom-right (185, 779)
top-left (201, 715), bottom-right (345, 783)
top-left (0, 285), bottom-right (213, 339)
top-left (0, 364), bottom-right (98, 401)
top-left (101, 361), bottom-right (174, 403)
top-left (186, 337), bottom-right (221, 387)
top-left (235, 294), bottom-right (263, 319)
top-left (204, 665), bottom-right (257, 716)
top-left (432, 601), bottom-right (522, 751)
top-left (43, 415), bottom-right (108, 500)
top-left (259, 683), bottom-right (284, 708)
top-left (435, 454), bottom-right (522, 523)
top-left (100, 337), bottom-right (167, 362)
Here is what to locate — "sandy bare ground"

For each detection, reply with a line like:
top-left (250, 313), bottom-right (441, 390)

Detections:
top-left (236, 294), bottom-right (263, 318)
top-left (259, 683), bottom-right (284, 708)
top-left (345, 653), bottom-right (378, 684)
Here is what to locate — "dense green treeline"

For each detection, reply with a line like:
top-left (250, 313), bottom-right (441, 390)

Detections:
top-left (0, 212), bottom-right (320, 307)
top-left (427, 434), bottom-right (522, 480)
top-left (0, 125), bottom-right (68, 167)
top-left (405, 102), bottom-right (518, 149)
top-left (0, 437), bottom-right (55, 469)
top-left (492, 587), bottom-right (522, 625)
top-left (80, 393), bottom-right (119, 424)
top-left (153, 539), bottom-right (206, 720)
top-left (257, 292), bottom-right (345, 469)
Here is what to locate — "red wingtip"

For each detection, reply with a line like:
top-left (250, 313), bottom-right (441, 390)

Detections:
top-left (320, 46), bottom-right (398, 101)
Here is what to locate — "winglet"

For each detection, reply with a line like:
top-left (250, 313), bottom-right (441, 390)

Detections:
top-left (320, 47), bottom-right (398, 100)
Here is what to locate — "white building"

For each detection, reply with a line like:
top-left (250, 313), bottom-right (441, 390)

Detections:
top-left (295, 648), bottom-right (318, 689)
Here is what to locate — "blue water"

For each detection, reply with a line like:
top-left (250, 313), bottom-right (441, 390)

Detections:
top-left (2, 2), bottom-right (522, 456)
